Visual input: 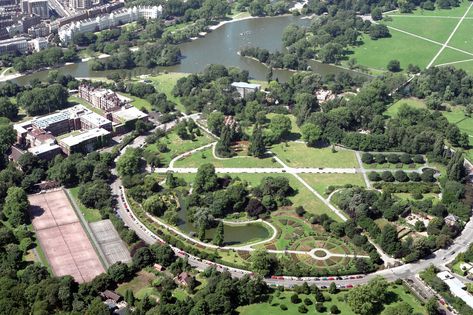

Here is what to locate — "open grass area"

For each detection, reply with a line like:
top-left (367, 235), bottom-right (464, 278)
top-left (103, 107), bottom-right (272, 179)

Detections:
top-left (119, 92), bottom-right (153, 112)
top-left (300, 173), bottom-right (366, 196)
top-left (145, 131), bottom-right (214, 167)
top-left (271, 142), bottom-right (358, 168)
top-left (390, 0), bottom-right (470, 17)
top-left (237, 283), bottom-right (426, 315)
top-left (117, 270), bottom-right (158, 300)
top-left (439, 107), bottom-right (473, 162)
top-left (147, 73), bottom-right (189, 113)
top-left (384, 98), bottom-right (427, 117)
top-left (173, 147), bottom-right (280, 168)
top-left (68, 187), bottom-right (102, 223)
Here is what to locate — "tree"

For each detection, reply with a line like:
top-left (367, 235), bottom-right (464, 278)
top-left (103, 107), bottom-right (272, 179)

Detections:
top-left (125, 289), bottom-right (135, 306)
top-left (150, 243), bottom-right (176, 267)
top-left (251, 249), bottom-right (275, 277)
top-left (328, 282), bottom-right (338, 294)
top-left (384, 302), bottom-right (413, 315)
top-left (194, 164), bottom-right (218, 193)
top-left (3, 187), bottom-right (28, 226)
top-left (86, 298), bottom-right (110, 315)
top-left (107, 262), bottom-right (130, 283)
top-left (215, 125), bottom-right (233, 158)
top-left (213, 221), bottom-right (224, 246)
top-left (143, 195), bottom-right (166, 216)
top-left (347, 277), bottom-right (388, 314)
top-left (117, 148), bottom-right (141, 177)
top-left (369, 24), bottom-right (390, 39)
top-left (269, 114), bottom-right (291, 141)
top-left (207, 111), bottom-right (225, 136)
top-left (248, 124), bottom-right (266, 158)
top-left (330, 305), bottom-right (339, 314)
top-left (426, 297), bottom-right (439, 315)
top-left (245, 198), bottom-right (265, 217)
top-left (371, 7), bottom-right (382, 20)
top-left (387, 60), bottom-right (401, 72)
top-left (301, 123), bottom-right (322, 146)
top-left (447, 151), bottom-right (466, 181)
top-left (379, 224), bottom-right (401, 256)
top-left (0, 97), bottom-right (18, 120)
top-left (132, 247), bottom-right (155, 269)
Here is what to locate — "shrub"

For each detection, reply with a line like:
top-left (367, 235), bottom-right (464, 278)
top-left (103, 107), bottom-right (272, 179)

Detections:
top-left (298, 305), bottom-right (308, 313)
top-left (409, 172), bottom-right (421, 182)
top-left (412, 154), bottom-right (425, 164)
top-left (412, 192), bottom-right (423, 200)
top-left (304, 298), bottom-right (313, 306)
top-left (387, 154), bottom-right (399, 164)
top-left (280, 304), bottom-right (288, 310)
top-left (368, 172), bottom-right (381, 182)
top-left (361, 152), bottom-right (374, 164)
top-left (394, 170), bottom-right (409, 182)
top-left (381, 171), bottom-right (395, 182)
top-left (330, 305), bottom-right (340, 314)
top-left (374, 154), bottom-right (386, 164)
top-left (399, 154), bottom-right (412, 164)
top-left (421, 169), bottom-right (436, 182)
top-left (315, 302), bottom-right (326, 313)
top-left (295, 206), bottom-right (306, 217)
top-left (291, 293), bottom-right (301, 304)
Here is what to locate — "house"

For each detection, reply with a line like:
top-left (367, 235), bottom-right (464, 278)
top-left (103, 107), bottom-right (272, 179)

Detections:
top-left (175, 271), bottom-right (193, 286)
top-left (231, 82), bottom-right (261, 98)
top-left (445, 214), bottom-right (460, 226)
top-left (100, 290), bottom-right (122, 303)
top-left (154, 263), bottom-right (165, 272)
top-left (315, 89), bottom-right (335, 103)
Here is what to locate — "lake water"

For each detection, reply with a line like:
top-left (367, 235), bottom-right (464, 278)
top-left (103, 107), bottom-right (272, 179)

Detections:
top-left (14, 15), bottom-right (366, 85)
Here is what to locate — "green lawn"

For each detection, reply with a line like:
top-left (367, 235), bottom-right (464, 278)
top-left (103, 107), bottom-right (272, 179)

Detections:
top-left (300, 173), bottom-right (366, 196)
top-left (117, 270), bottom-right (158, 300)
top-left (173, 148), bottom-right (280, 168)
top-left (119, 92), bottom-right (153, 112)
top-left (68, 187), bottom-right (102, 223)
top-left (433, 46), bottom-right (473, 66)
top-left (439, 107), bottom-right (473, 162)
top-left (383, 15), bottom-right (458, 43)
top-left (147, 73), bottom-right (189, 113)
top-left (145, 131), bottom-right (215, 167)
top-left (237, 284), bottom-right (426, 315)
top-left (384, 98), bottom-right (427, 117)
top-left (443, 19), bottom-right (473, 54)
top-left (348, 32), bottom-right (438, 71)
top-left (266, 113), bottom-right (301, 137)
top-left (271, 142), bottom-right (358, 168)
top-left (389, 0), bottom-right (470, 17)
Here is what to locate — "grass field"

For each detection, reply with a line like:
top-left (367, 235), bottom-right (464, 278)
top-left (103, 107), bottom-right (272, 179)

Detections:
top-left (439, 107), bottom-right (473, 162)
top-left (300, 173), bottom-right (366, 196)
top-left (271, 142), bottom-right (358, 168)
top-left (384, 98), bottom-right (427, 117)
top-left (147, 73), bottom-right (189, 113)
top-left (348, 0), bottom-right (473, 73)
top-left (173, 148), bottom-right (280, 168)
top-left (68, 187), bottom-right (102, 223)
top-left (145, 131), bottom-right (214, 166)
top-left (237, 284), bottom-right (426, 315)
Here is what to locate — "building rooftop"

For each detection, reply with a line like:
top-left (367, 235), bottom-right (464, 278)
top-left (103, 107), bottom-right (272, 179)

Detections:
top-left (59, 128), bottom-right (110, 147)
top-left (28, 142), bottom-right (60, 155)
top-left (112, 106), bottom-right (148, 123)
top-left (32, 112), bottom-right (69, 129)
top-left (231, 82), bottom-right (261, 89)
top-left (80, 111), bottom-right (111, 127)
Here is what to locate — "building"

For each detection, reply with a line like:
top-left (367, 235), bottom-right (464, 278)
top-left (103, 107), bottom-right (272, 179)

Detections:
top-left (80, 111), bottom-right (112, 131)
top-left (27, 142), bottom-right (62, 160)
top-left (175, 272), bottom-right (193, 287)
top-left (437, 271), bottom-right (473, 309)
top-left (315, 89), bottom-right (335, 104)
top-left (69, 0), bottom-right (92, 10)
top-left (0, 36), bottom-right (28, 53)
top-left (231, 82), bottom-right (261, 98)
top-left (79, 84), bottom-right (128, 112)
top-left (58, 6), bottom-right (162, 44)
top-left (59, 127), bottom-right (110, 155)
top-left (28, 36), bottom-right (47, 51)
top-left (445, 214), bottom-right (460, 226)
top-left (111, 106), bottom-right (148, 125)
top-left (21, 0), bottom-right (48, 19)
top-left (153, 263), bottom-right (165, 272)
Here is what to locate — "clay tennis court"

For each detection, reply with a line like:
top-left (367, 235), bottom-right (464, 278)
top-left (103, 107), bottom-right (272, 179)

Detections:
top-left (28, 190), bottom-right (105, 283)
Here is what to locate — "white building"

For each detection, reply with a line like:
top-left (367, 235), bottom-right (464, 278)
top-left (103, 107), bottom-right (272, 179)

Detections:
top-left (231, 82), bottom-right (261, 98)
top-left (58, 6), bottom-right (162, 44)
top-left (0, 37), bottom-right (28, 53)
top-left (28, 37), bottom-right (48, 52)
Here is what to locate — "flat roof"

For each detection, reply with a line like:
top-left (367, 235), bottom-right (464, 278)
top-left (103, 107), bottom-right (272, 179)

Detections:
top-left (31, 104), bottom-right (91, 129)
top-left (437, 271), bottom-right (473, 309)
top-left (80, 112), bottom-right (111, 127)
top-left (112, 106), bottom-right (148, 122)
top-left (231, 82), bottom-right (261, 89)
top-left (59, 128), bottom-right (110, 147)
top-left (28, 142), bottom-right (60, 155)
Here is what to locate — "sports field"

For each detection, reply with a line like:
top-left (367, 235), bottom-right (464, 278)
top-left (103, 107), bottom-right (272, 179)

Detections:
top-left (28, 190), bottom-right (105, 283)
top-left (350, 0), bottom-right (473, 73)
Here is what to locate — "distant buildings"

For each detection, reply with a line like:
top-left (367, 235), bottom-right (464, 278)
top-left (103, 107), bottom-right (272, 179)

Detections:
top-left (231, 82), bottom-right (261, 98)
top-left (21, 0), bottom-right (48, 19)
top-left (59, 5), bottom-right (162, 44)
top-left (0, 36), bottom-right (28, 53)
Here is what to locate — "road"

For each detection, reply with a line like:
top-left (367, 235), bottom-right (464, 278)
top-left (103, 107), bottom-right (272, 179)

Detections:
top-left (48, 0), bottom-right (72, 17)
